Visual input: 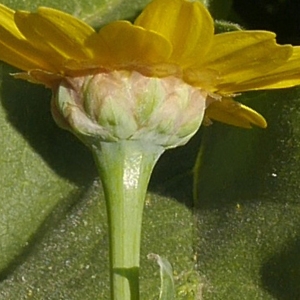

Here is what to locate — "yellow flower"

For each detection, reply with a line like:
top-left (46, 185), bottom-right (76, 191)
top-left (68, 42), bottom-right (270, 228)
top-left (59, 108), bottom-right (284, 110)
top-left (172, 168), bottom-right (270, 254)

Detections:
top-left (0, 0), bottom-right (300, 129)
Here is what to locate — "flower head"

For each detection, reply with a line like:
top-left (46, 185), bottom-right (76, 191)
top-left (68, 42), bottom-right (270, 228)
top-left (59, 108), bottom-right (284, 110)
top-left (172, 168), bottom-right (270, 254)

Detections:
top-left (1, 0), bottom-right (300, 140)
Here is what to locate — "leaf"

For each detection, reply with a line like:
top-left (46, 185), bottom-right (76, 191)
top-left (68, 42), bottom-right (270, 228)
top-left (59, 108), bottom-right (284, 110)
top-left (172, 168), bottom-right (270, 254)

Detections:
top-left (194, 87), bottom-right (300, 299)
top-left (0, 0), bottom-right (152, 28)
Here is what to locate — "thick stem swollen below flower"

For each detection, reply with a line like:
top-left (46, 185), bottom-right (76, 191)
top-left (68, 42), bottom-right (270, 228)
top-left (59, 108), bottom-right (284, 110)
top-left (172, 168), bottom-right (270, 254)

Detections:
top-left (92, 140), bottom-right (164, 300)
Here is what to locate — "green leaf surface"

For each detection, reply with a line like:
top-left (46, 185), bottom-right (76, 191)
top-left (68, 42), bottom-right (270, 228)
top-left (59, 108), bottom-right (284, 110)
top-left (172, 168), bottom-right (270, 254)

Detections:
top-left (0, 0), bottom-right (152, 28)
top-left (194, 88), bottom-right (300, 299)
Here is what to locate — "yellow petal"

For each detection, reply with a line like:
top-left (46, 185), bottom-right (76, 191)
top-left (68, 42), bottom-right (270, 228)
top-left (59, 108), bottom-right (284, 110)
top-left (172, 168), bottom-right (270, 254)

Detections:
top-left (135, 0), bottom-right (214, 68)
top-left (187, 31), bottom-right (292, 93)
top-left (14, 8), bottom-right (94, 63)
top-left (0, 5), bottom-right (55, 71)
top-left (86, 21), bottom-right (172, 68)
top-left (223, 46), bottom-right (300, 91)
top-left (205, 98), bottom-right (267, 128)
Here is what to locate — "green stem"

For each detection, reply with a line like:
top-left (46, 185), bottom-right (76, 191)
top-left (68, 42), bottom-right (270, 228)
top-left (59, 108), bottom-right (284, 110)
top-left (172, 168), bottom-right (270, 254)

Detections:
top-left (92, 140), bottom-right (164, 300)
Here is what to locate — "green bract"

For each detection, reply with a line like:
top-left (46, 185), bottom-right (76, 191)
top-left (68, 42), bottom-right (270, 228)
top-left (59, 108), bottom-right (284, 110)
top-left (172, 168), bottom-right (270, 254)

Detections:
top-left (53, 71), bottom-right (208, 148)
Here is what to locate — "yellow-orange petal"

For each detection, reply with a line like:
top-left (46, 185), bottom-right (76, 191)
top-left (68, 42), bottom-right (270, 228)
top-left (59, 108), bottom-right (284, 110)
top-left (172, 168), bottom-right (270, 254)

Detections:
top-left (135, 0), bottom-right (214, 68)
top-left (223, 46), bottom-right (300, 91)
top-left (0, 4), bottom-right (55, 71)
top-left (205, 98), bottom-right (267, 128)
top-left (85, 21), bottom-right (172, 68)
top-left (187, 31), bottom-right (292, 93)
top-left (14, 8), bottom-right (94, 63)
